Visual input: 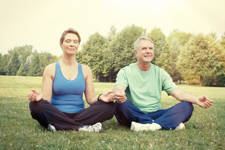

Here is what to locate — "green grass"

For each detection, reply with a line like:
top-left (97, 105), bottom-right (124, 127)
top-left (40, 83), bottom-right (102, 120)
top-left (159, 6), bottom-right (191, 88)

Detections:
top-left (0, 75), bottom-right (224, 150)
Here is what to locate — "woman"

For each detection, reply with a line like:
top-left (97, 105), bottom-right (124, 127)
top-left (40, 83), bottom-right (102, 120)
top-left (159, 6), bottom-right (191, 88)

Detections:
top-left (28, 28), bottom-right (121, 132)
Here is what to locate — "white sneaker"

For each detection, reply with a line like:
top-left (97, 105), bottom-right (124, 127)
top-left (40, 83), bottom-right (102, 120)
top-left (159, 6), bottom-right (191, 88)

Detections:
top-left (130, 121), bottom-right (162, 131)
top-left (175, 122), bottom-right (185, 130)
top-left (78, 122), bottom-right (103, 132)
top-left (47, 124), bottom-right (56, 132)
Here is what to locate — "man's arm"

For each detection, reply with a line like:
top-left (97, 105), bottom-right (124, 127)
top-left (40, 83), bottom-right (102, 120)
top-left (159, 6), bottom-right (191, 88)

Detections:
top-left (112, 85), bottom-right (127, 103)
top-left (170, 88), bottom-right (213, 109)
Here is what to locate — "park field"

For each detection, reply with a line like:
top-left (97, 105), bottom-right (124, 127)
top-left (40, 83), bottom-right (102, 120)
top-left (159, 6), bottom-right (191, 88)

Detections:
top-left (0, 75), bottom-right (224, 150)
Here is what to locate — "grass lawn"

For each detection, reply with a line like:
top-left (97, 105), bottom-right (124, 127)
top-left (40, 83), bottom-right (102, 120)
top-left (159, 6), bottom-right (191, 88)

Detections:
top-left (0, 75), bottom-right (224, 150)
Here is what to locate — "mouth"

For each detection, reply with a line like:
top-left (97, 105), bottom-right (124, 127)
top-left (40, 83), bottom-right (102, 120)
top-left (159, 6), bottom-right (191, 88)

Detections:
top-left (144, 55), bottom-right (151, 58)
top-left (68, 47), bottom-right (76, 51)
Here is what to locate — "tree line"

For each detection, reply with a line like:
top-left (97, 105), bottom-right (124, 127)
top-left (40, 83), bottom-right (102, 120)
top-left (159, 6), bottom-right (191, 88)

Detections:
top-left (1, 25), bottom-right (225, 86)
top-left (0, 45), bottom-right (57, 76)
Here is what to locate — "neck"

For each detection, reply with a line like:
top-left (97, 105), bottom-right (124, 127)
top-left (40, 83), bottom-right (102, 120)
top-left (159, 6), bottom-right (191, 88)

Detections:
top-left (137, 61), bottom-right (151, 71)
top-left (61, 54), bottom-right (76, 65)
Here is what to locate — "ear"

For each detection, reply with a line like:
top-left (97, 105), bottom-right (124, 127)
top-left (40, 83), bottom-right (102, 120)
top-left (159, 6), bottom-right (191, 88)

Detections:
top-left (60, 42), bottom-right (63, 49)
top-left (134, 50), bottom-right (138, 56)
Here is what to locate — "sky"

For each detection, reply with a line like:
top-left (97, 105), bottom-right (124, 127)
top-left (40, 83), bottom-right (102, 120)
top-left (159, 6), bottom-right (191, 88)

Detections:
top-left (0, 0), bottom-right (224, 56)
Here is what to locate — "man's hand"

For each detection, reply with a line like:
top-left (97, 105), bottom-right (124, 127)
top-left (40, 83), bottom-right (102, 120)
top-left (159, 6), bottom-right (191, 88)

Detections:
top-left (99, 91), bottom-right (115, 102)
top-left (99, 90), bottom-right (127, 103)
top-left (28, 89), bottom-right (43, 102)
top-left (113, 90), bottom-right (127, 103)
top-left (196, 96), bottom-right (213, 108)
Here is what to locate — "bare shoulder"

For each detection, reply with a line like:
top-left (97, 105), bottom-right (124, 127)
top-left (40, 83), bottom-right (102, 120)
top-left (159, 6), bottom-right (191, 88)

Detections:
top-left (43, 63), bottom-right (56, 78)
top-left (81, 64), bottom-right (92, 78)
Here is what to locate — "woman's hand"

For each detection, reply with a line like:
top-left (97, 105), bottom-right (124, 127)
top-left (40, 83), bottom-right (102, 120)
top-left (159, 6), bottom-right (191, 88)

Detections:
top-left (99, 90), bottom-right (127, 103)
top-left (28, 89), bottom-right (43, 102)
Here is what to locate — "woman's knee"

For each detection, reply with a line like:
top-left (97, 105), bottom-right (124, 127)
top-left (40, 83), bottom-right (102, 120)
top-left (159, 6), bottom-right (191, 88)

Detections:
top-left (29, 100), bottom-right (48, 114)
top-left (96, 101), bottom-right (116, 115)
top-left (104, 102), bottom-right (116, 113)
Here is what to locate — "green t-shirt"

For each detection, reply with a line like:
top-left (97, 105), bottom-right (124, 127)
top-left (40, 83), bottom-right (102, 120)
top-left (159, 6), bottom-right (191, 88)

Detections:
top-left (116, 63), bottom-right (177, 113)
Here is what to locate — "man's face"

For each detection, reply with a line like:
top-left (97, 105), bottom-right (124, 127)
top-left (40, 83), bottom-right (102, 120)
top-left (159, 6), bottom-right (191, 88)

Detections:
top-left (135, 40), bottom-right (154, 64)
top-left (60, 33), bottom-right (80, 55)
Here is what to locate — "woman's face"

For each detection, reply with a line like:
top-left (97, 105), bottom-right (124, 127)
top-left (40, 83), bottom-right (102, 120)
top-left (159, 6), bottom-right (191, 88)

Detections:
top-left (61, 33), bottom-right (80, 55)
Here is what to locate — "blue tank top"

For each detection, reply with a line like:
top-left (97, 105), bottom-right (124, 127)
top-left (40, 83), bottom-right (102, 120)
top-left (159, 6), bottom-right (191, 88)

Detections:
top-left (50, 62), bottom-right (85, 113)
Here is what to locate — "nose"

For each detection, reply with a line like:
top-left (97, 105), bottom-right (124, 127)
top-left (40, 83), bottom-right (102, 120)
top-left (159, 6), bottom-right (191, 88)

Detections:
top-left (145, 48), bottom-right (151, 53)
top-left (69, 43), bottom-right (76, 47)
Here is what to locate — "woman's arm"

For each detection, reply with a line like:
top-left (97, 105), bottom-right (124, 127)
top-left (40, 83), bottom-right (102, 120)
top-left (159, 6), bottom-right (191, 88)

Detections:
top-left (41, 64), bottom-right (55, 102)
top-left (28, 63), bottom-right (55, 102)
top-left (83, 64), bottom-right (97, 104)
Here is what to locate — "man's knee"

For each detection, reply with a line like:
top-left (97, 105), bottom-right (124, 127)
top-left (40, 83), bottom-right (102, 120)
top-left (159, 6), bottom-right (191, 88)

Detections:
top-left (181, 102), bottom-right (194, 114)
top-left (116, 100), bottom-right (131, 112)
top-left (115, 101), bottom-right (131, 126)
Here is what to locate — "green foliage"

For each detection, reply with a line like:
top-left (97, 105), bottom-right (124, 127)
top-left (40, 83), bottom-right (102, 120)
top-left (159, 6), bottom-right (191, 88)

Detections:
top-left (0, 45), bottom-right (58, 76)
top-left (177, 34), bottom-right (225, 86)
top-left (28, 53), bottom-right (42, 76)
top-left (108, 25), bottom-right (145, 81)
top-left (147, 28), bottom-right (166, 63)
top-left (39, 52), bottom-right (58, 74)
top-left (77, 25), bottom-right (145, 82)
top-left (1, 27), bottom-right (224, 86)
top-left (77, 33), bottom-right (109, 81)
top-left (220, 32), bottom-right (225, 49)
top-left (108, 26), bottom-right (116, 41)
top-left (160, 30), bottom-right (192, 82)
top-left (0, 54), bottom-right (8, 75)
top-left (155, 42), bottom-right (182, 81)
top-left (16, 63), bottom-right (25, 76)
top-left (7, 51), bottom-right (20, 75)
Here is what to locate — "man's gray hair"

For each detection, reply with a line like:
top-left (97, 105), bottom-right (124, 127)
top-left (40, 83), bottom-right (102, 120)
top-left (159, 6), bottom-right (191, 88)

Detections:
top-left (134, 36), bottom-right (154, 50)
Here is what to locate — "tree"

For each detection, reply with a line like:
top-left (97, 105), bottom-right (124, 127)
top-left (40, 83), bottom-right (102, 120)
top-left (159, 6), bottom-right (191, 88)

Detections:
top-left (0, 54), bottom-right (8, 75)
top-left (39, 52), bottom-right (58, 74)
top-left (4, 45), bottom-right (33, 76)
top-left (220, 32), bottom-right (225, 49)
top-left (16, 63), bottom-right (25, 76)
top-left (108, 26), bottom-right (116, 41)
top-left (160, 30), bottom-right (192, 82)
top-left (8, 45), bottom-right (33, 66)
top-left (177, 34), bottom-right (225, 86)
top-left (78, 25), bottom-right (145, 82)
top-left (155, 42), bottom-right (181, 81)
top-left (77, 33), bottom-right (108, 81)
top-left (28, 53), bottom-right (42, 76)
top-left (7, 52), bottom-right (20, 75)
top-left (23, 54), bottom-right (33, 76)
top-left (147, 28), bottom-right (166, 63)
top-left (108, 25), bottom-right (146, 81)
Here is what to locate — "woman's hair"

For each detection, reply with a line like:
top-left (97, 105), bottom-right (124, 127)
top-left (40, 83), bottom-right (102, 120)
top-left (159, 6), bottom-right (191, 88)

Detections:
top-left (60, 28), bottom-right (81, 45)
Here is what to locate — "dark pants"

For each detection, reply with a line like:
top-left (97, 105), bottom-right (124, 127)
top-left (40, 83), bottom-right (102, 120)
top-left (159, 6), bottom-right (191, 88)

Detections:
top-left (115, 100), bottom-right (194, 130)
top-left (29, 100), bottom-right (116, 131)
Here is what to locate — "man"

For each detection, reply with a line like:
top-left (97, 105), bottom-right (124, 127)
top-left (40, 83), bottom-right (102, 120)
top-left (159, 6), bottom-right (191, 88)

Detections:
top-left (113, 36), bottom-right (213, 131)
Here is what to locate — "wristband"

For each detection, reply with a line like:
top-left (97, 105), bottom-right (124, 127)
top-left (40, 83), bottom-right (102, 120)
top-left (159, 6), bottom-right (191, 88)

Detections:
top-left (97, 94), bottom-right (103, 101)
